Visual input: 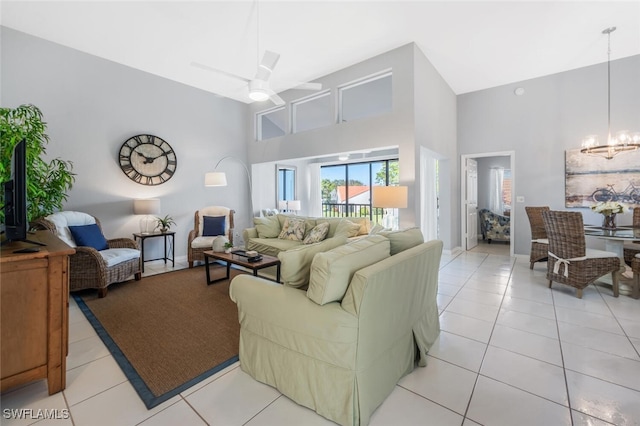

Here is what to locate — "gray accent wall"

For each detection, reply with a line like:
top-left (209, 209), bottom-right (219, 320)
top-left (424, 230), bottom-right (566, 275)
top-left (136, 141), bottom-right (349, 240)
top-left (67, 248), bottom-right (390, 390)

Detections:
top-left (1, 27), bottom-right (250, 260)
top-left (458, 54), bottom-right (640, 255)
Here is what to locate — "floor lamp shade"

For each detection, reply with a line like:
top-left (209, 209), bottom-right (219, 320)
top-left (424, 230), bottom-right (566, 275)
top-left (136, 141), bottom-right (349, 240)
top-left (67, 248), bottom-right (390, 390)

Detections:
top-left (134, 198), bottom-right (161, 234)
top-left (205, 172), bottom-right (227, 187)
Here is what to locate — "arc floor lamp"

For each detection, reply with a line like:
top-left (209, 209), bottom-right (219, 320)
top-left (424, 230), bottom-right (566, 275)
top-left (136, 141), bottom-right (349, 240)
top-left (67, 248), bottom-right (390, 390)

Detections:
top-left (204, 156), bottom-right (254, 218)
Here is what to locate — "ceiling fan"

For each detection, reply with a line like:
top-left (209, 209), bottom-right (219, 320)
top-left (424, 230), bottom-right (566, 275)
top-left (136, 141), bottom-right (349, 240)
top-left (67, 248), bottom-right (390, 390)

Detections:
top-left (191, 50), bottom-right (322, 106)
top-left (191, 1), bottom-right (320, 105)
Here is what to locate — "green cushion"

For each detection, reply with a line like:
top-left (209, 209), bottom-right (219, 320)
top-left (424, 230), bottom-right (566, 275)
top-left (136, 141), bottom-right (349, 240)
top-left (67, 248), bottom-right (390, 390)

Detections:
top-left (379, 227), bottom-right (424, 255)
top-left (253, 216), bottom-right (281, 238)
top-left (334, 219), bottom-right (361, 238)
top-left (247, 238), bottom-right (302, 257)
top-left (278, 236), bottom-right (348, 288)
top-left (307, 235), bottom-right (390, 305)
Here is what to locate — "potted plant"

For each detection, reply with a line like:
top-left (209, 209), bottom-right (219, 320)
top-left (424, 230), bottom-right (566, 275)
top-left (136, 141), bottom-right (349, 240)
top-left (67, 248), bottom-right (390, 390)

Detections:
top-left (0, 104), bottom-right (75, 222)
top-left (155, 215), bottom-right (175, 233)
top-left (224, 241), bottom-right (233, 253)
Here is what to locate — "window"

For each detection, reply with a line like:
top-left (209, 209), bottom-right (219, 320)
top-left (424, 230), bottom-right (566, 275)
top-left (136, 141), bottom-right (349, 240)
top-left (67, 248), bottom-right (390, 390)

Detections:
top-left (321, 159), bottom-right (398, 224)
top-left (257, 107), bottom-right (286, 140)
top-left (339, 72), bottom-right (392, 123)
top-left (277, 165), bottom-right (296, 204)
top-left (292, 91), bottom-right (331, 133)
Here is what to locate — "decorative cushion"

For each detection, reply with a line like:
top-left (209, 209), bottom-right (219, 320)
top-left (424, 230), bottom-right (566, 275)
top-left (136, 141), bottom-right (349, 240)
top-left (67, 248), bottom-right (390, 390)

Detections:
top-left (307, 235), bottom-right (390, 305)
top-left (68, 223), bottom-right (109, 251)
top-left (197, 207), bottom-right (230, 236)
top-left (334, 219), bottom-right (361, 238)
top-left (203, 215), bottom-right (225, 237)
top-left (379, 227), bottom-right (424, 255)
top-left (278, 217), bottom-right (306, 241)
top-left (254, 216), bottom-right (281, 238)
top-left (99, 248), bottom-right (140, 267)
top-left (303, 222), bottom-right (330, 244)
top-left (46, 211), bottom-right (96, 247)
top-left (278, 235), bottom-right (348, 288)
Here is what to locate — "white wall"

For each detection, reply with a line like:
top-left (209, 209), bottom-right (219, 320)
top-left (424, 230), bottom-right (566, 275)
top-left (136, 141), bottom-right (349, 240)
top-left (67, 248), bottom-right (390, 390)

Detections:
top-left (458, 54), bottom-right (640, 255)
top-left (1, 27), bottom-right (250, 260)
top-left (413, 44), bottom-right (458, 250)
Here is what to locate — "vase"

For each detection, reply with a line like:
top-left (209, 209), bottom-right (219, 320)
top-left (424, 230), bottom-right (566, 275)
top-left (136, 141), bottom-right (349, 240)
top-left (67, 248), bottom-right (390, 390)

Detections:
top-left (602, 213), bottom-right (617, 230)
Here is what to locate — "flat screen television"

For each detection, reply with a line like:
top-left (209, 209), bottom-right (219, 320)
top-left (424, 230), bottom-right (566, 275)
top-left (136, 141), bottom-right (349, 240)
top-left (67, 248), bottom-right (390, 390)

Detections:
top-left (2, 139), bottom-right (43, 246)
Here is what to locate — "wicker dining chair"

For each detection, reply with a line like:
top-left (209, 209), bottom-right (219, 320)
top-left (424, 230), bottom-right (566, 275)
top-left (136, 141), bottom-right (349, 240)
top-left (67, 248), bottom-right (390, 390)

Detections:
top-left (542, 210), bottom-right (620, 299)
top-left (631, 255), bottom-right (640, 299)
top-left (32, 212), bottom-right (141, 298)
top-left (525, 206), bottom-right (550, 269)
top-left (187, 206), bottom-right (235, 268)
top-left (623, 208), bottom-right (640, 266)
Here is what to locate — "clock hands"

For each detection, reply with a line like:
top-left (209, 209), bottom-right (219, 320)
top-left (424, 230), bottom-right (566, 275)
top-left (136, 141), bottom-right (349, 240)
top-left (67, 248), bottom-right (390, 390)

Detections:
top-left (136, 151), bottom-right (169, 164)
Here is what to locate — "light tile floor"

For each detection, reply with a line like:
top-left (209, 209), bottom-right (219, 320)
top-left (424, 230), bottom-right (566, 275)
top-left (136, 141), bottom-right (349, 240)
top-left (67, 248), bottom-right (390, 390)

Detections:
top-left (2, 252), bottom-right (640, 426)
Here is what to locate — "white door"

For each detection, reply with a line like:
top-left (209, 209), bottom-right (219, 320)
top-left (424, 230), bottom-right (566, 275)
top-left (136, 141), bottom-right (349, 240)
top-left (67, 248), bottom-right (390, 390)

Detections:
top-left (465, 158), bottom-right (478, 250)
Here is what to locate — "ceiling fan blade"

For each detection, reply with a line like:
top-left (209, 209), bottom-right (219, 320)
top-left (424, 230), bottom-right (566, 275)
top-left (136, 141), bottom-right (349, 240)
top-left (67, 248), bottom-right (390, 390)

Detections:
top-left (255, 50), bottom-right (280, 81)
top-left (190, 61), bottom-right (250, 83)
top-left (292, 82), bottom-right (322, 91)
top-left (266, 89), bottom-right (285, 106)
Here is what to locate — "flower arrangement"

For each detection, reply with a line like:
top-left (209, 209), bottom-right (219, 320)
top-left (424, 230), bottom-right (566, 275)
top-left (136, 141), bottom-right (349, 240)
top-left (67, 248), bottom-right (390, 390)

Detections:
top-left (590, 201), bottom-right (627, 216)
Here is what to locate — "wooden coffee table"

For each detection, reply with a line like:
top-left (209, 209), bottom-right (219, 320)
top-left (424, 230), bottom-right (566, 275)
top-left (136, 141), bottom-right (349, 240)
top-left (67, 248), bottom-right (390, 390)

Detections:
top-left (203, 250), bottom-right (281, 285)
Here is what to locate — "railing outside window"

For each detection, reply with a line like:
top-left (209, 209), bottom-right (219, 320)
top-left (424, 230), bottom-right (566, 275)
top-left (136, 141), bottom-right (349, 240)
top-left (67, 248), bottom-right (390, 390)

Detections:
top-left (321, 159), bottom-right (398, 225)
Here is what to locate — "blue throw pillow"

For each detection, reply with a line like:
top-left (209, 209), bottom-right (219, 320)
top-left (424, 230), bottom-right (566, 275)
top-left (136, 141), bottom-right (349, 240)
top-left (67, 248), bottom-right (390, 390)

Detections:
top-left (68, 223), bottom-right (109, 251)
top-left (203, 215), bottom-right (226, 237)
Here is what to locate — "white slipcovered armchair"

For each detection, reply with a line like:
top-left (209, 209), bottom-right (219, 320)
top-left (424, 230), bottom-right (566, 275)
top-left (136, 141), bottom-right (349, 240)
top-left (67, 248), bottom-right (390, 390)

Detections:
top-left (187, 206), bottom-right (235, 268)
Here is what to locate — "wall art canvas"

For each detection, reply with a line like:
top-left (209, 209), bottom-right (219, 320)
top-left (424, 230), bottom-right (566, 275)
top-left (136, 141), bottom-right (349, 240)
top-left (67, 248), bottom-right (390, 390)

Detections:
top-left (565, 148), bottom-right (640, 208)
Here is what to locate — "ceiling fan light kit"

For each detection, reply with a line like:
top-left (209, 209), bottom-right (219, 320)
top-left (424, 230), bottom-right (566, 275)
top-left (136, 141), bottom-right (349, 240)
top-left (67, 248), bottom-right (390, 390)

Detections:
top-left (248, 80), bottom-right (270, 101)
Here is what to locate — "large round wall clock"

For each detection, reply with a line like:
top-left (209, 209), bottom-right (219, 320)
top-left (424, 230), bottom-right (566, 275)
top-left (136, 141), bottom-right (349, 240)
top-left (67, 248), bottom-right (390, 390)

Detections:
top-left (118, 134), bottom-right (177, 185)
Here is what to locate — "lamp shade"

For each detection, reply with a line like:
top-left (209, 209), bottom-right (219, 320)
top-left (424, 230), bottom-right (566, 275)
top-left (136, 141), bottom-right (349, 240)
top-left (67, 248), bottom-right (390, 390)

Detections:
top-left (205, 172), bottom-right (227, 187)
top-left (278, 200), bottom-right (288, 210)
top-left (288, 200), bottom-right (301, 211)
top-left (133, 198), bottom-right (161, 215)
top-left (372, 186), bottom-right (408, 208)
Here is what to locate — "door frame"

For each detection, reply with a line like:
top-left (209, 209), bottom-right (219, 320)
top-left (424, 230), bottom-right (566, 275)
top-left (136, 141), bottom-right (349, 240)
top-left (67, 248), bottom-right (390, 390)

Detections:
top-left (460, 151), bottom-right (515, 257)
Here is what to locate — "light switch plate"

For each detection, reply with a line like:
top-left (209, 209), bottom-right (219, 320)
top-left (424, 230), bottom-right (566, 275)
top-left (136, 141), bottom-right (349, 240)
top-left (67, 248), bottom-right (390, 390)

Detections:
top-left (516, 196), bottom-right (525, 203)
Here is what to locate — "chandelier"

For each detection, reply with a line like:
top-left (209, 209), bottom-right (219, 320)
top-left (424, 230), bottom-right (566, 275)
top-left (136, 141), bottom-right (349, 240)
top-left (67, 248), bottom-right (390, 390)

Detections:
top-left (580, 27), bottom-right (640, 160)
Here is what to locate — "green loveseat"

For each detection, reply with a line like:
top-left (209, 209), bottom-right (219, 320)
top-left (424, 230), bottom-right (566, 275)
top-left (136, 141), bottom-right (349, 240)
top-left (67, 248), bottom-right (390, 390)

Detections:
top-left (230, 229), bottom-right (442, 426)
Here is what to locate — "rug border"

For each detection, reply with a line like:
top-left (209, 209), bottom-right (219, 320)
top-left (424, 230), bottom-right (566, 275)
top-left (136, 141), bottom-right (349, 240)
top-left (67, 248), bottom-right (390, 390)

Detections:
top-left (73, 293), bottom-right (239, 409)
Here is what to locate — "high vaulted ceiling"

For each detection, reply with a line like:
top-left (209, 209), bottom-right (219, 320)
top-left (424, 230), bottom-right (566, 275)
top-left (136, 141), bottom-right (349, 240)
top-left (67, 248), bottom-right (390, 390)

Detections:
top-left (2, 1), bottom-right (639, 104)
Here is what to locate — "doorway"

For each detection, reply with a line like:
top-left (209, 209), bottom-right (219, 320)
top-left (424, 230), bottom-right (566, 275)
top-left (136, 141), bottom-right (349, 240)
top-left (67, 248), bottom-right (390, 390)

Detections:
top-left (460, 151), bottom-right (515, 257)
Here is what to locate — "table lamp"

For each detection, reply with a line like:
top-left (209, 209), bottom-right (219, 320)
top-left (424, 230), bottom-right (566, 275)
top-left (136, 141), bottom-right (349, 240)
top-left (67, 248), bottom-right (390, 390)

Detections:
top-left (372, 186), bottom-right (408, 230)
top-left (134, 198), bottom-right (161, 234)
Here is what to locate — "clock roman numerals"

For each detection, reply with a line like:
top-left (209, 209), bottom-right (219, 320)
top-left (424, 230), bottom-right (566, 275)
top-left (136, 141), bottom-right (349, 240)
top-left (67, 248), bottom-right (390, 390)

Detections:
top-left (118, 134), bottom-right (177, 186)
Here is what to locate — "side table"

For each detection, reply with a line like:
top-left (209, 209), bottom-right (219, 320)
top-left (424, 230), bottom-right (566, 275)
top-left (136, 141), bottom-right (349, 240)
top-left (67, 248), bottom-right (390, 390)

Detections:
top-left (133, 231), bottom-right (175, 273)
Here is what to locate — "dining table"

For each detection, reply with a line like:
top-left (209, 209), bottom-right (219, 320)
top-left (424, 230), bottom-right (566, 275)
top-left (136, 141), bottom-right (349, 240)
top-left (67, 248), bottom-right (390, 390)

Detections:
top-left (584, 225), bottom-right (640, 279)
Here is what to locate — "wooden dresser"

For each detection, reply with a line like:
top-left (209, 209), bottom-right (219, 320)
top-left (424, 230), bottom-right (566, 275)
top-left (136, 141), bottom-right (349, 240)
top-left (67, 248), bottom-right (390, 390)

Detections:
top-left (1, 231), bottom-right (75, 395)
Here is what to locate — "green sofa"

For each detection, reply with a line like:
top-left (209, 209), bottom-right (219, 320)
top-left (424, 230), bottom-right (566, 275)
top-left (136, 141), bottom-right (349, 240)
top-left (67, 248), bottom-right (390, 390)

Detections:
top-left (230, 229), bottom-right (441, 426)
top-left (242, 214), bottom-right (371, 257)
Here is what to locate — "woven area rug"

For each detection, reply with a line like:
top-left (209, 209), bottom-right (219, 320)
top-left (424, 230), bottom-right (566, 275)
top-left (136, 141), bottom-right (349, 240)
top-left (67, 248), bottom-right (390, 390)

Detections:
top-left (73, 265), bottom-right (241, 409)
